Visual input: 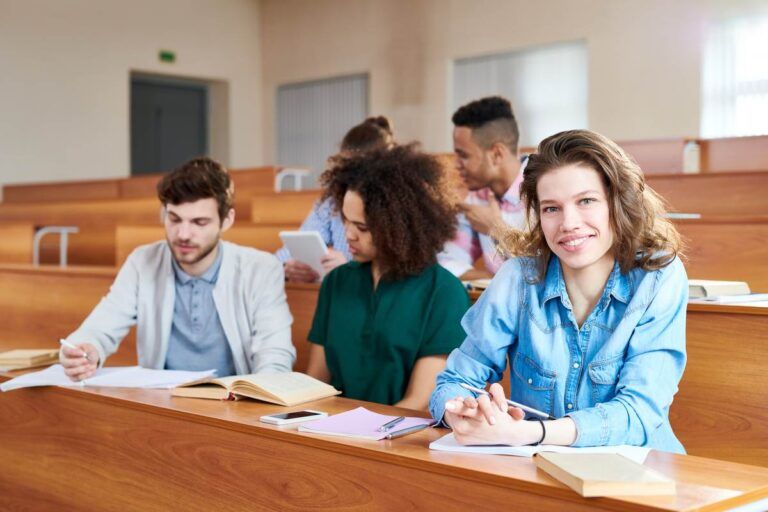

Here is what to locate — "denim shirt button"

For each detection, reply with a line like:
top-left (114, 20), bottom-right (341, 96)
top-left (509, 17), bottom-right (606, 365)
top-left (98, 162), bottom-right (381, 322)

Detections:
top-left (567, 403), bottom-right (573, 410)
top-left (572, 362), bottom-right (580, 369)
top-left (527, 378), bottom-right (533, 385)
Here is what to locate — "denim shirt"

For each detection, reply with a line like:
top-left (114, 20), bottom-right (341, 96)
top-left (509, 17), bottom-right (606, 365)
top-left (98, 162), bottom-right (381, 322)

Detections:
top-left (430, 255), bottom-right (688, 453)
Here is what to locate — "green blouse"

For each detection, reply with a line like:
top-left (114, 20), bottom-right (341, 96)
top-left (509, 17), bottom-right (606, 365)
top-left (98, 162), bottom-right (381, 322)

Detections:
top-left (308, 261), bottom-right (470, 405)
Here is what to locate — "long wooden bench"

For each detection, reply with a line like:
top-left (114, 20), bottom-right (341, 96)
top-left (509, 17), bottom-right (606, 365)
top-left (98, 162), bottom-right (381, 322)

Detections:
top-left (674, 216), bottom-right (768, 292)
top-left (250, 190), bottom-right (320, 224)
top-left (2, 166), bottom-right (281, 203)
top-left (646, 171), bottom-right (768, 216)
top-left (0, 222), bottom-right (34, 264)
top-left (115, 223), bottom-right (297, 265)
top-left (700, 135), bottom-right (768, 173)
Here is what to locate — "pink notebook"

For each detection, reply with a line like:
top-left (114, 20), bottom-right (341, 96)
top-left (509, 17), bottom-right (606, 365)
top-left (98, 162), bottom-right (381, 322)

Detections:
top-left (298, 406), bottom-right (435, 440)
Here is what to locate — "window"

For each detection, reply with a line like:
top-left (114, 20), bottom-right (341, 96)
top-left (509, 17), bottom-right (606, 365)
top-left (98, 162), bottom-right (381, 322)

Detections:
top-left (453, 41), bottom-right (588, 147)
top-left (701, 16), bottom-right (768, 137)
top-left (277, 74), bottom-right (368, 182)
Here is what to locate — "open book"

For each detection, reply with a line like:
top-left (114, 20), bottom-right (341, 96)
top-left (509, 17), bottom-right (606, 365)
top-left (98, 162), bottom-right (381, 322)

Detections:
top-left (533, 452), bottom-right (675, 497)
top-left (171, 372), bottom-right (340, 406)
top-left (0, 349), bottom-right (59, 371)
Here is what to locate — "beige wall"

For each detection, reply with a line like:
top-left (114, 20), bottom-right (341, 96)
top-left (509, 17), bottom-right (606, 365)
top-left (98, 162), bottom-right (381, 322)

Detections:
top-left (260, 0), bottom-right (768, 159)
top-left (0, 0), bottom-right (262, 191)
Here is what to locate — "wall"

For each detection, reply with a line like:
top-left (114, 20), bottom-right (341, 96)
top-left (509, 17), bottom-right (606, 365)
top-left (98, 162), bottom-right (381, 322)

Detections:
top-left (259, 0), bottom-right (768, 159)
top-left (0, 0), bottom-right (262, 192)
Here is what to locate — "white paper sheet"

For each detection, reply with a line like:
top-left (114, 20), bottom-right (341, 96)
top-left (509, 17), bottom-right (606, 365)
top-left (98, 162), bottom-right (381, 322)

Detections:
top-left (0, 364), bottom-right (215, 392)
top-left (429, 433), bottom-right (650, 464)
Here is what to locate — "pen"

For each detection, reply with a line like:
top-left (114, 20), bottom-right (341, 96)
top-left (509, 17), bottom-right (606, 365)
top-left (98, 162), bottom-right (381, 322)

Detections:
top-left (385, 422), bottom-right (434, 440)
top-left (378, 416), bottom-right (405, 432)
top-left (459, 383), bottom-right (556, 420)
top-left (59, 339), bottom-right (92, 363)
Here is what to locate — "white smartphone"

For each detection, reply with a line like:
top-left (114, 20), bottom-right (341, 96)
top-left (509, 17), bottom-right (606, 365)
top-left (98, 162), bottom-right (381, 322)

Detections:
top-left (259, 410), bottom-right (327, 425)
top-left (279, 231), bottom-right (329, 277)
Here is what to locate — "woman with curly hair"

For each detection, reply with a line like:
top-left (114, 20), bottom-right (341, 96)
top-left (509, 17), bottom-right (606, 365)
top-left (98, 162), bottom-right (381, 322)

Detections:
top-left (430, 129), bottom-right (688, 453)
top-left (277, 116), bottom-right (395, 282)
top-left (306, 144), bottom-right (471, 409)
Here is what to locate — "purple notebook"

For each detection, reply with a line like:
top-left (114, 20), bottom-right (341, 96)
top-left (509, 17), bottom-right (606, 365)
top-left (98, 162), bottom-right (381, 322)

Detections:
top-left (298, 406), bottom-right (435, 440)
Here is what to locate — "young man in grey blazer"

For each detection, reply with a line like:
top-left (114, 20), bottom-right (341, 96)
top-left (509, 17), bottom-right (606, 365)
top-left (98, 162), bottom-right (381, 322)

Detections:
top-left (60, 157), bottom-right (295, 380)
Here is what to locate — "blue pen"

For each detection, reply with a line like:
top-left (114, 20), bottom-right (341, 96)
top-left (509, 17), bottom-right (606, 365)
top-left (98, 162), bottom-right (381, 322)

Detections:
top-left (459, 383), bottom-right (556, 420)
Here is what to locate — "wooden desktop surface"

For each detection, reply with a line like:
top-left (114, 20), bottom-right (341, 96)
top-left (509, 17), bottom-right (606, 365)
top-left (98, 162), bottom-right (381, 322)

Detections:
top-left (1, 377), bottom-right (767, 512)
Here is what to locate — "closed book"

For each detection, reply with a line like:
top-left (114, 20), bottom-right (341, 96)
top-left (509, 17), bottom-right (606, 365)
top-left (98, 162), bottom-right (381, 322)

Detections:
top-left (171, 371), bottom-right (340, 406)
top-left (534, 452), bottom-right (676, 498)
top-left (0, 349), bottom-right (59, 370)
top-left (688, 279), bottom-right (750, 298)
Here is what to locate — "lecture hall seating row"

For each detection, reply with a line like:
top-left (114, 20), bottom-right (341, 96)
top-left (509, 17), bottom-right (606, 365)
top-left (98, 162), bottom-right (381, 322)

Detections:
top-left (1, 263), bottom-right (766, 468)
top-left (1, 166), bottom-right (281, 203)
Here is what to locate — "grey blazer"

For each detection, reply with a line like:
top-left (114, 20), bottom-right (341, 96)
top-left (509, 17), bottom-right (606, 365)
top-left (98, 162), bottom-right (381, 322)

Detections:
top-left (66, 240), bottom-right (295, 374)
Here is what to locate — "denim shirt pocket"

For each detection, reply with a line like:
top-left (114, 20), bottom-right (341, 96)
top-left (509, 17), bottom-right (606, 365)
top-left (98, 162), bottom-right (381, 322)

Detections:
top-left (511, 352), bottom-right (556, 416)
top-left (588, 354), bottom-right (624, 404)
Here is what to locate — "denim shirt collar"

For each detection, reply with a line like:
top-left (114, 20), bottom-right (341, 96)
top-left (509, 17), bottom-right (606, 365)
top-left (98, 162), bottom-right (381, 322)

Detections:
top-left (172, 242), bottom-right (223, 285)
top-left (541, 256), bottom-right (632, 310)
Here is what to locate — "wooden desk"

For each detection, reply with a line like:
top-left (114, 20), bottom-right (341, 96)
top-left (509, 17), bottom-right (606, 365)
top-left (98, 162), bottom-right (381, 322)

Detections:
top-left (1, 380), bottom-right (767, 511)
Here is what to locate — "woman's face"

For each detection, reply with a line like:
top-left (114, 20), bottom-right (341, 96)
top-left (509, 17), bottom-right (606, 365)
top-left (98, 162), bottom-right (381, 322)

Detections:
top-left (537, 164), bottom-right (614, 275)
top-left (342, 190), bottom-right (377, 263)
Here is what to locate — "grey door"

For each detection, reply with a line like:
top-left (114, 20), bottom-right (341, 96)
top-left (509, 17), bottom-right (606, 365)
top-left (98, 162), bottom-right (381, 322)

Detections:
top-left (131, 78), bottom-right (208, 175)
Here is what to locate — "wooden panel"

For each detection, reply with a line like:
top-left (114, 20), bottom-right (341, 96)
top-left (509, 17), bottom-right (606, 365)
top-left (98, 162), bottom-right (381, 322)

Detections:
top-left (0, 264), bottom-right (136, 366)
top-left (646, 171), bottom-right (768, 216)
top-left (37, 224), bottom-right (118, 266)
top-left (285, 283), bottom-right (320, 373)
top-left (2, 178), bottom-right (121, 203)
top-left (0, 222), bottom-right (34, 264)
top-left (251, 190), bottom-right (320, 224)
top-left (117, 173), bottom-right (163, 199)
top-left (617, 138), bottom-right (688, 174)
top-left (671, 307), bottom-right (768, 467)
top-left (0, 384), bottom-right (767, 511)
top-left (115, 223), bottom-right (297, 266)
top-left (701, 135), bottom-right (768, 173)
top-left (675, 217), bottom-right (768, 292)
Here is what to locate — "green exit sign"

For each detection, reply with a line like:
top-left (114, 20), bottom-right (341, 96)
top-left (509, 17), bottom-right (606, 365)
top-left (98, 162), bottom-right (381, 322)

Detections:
top-left (159, 50), bottom-right (176, 63)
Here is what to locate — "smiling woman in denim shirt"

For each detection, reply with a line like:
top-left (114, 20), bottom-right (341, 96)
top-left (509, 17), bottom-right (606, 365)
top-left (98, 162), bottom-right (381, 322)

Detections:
top-left (429, 129), bottom-right (688, 453)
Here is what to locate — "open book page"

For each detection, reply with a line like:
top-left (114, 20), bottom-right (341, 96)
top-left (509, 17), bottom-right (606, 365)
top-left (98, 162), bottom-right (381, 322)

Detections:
top-left (233, 372), bottom-right (339, 403)
top-left (429, 433), bottom-right (650, 464)
top-left (0, 364), bottom-right (215, 392)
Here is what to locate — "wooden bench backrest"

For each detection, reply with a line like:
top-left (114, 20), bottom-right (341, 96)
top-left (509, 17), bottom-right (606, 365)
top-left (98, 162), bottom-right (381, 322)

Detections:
top-left (115, 223), bottom-right (295, 266)
top-left (250, 191), bottom-right (320, 224)
top-left (646, 171), bottom-right (768, 216)
top-left (2, 166), bottom-right (281, 203)
top-left (675, 217), bottom-right (768, 292)
top-left (701, 135), bottom-right (768, 172)
top-left (0, 265), bottom-right (137, 366)
top-left (0, 223), bottom-right (34, 264)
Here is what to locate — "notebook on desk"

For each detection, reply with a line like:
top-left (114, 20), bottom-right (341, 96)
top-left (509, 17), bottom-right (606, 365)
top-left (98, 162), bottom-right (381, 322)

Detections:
top-left (0, 349), bottom-right (59, 371)
top-left (533, 452), bottom-right (676, 497)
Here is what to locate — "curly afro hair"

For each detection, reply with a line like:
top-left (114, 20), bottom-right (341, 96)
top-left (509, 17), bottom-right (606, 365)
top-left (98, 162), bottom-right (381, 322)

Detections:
top-left (320, 143), bottom-right (459, 280)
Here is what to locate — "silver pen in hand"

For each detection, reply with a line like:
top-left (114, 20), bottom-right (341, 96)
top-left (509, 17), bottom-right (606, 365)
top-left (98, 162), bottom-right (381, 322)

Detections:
top-left (459, 383), bottom-right (556, 420)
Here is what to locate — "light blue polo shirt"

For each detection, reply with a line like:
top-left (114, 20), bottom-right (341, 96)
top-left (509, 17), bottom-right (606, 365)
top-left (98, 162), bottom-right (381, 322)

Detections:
top-left (165, 244), bottom-right (236, 377)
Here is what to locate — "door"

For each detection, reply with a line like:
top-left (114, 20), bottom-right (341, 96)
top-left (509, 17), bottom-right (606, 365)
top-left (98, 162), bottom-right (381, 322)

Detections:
top-left (131, 77), bottom-right (208, 175)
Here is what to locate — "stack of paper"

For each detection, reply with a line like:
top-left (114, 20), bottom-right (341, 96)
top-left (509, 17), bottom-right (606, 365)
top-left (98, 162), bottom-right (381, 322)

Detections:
top-left (298, 406), bottom-right (435, 440)
top-left (0, 364), bottom-right (216, 392)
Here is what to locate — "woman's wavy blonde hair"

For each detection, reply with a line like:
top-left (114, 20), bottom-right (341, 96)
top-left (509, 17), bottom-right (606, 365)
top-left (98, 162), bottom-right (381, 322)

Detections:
top-left (497, 129), bottom-right (683, 281)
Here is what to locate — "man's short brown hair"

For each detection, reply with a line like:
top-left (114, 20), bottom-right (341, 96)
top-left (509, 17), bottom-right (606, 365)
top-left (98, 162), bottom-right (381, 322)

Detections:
top-left (157, 157), bottom-right (233, 222)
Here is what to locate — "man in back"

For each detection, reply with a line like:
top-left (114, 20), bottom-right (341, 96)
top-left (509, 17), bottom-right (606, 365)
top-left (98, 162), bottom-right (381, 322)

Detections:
top-left (438, 96), bottom-right (528, 280)
top-left (60, 157), bottom-right (295, 380)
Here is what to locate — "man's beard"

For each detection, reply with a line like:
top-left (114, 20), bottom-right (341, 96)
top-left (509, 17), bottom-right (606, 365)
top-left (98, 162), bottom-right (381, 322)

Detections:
top-left (168, 237), bottom-right (219, 265)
